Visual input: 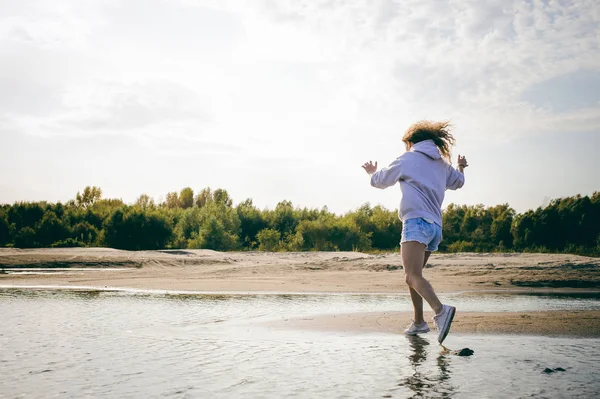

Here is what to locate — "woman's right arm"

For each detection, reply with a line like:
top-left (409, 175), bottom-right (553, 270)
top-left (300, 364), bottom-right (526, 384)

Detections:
top-left (447, 154), bottom-right (468, 190)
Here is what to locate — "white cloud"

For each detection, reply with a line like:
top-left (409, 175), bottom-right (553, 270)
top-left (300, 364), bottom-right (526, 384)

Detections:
top-left (57, 80), bottom-right (209, 132)
top-left (1, 0), bottom-right (598, 211)
top-left (250, 0), bottom-right (600, 138)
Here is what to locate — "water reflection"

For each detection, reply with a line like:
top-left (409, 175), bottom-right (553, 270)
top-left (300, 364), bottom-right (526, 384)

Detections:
top-left (2, 289), bottom-right (600, 398)
top-left (399, 335), bottom-right (454, 398)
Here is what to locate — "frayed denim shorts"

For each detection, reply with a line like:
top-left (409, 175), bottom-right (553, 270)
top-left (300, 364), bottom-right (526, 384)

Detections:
top-left (401, 217), bottom-right (443, 252)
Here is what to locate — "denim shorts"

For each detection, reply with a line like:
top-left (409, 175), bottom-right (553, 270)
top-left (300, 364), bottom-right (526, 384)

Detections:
top-left (401, 217), bottom-right (443, 252)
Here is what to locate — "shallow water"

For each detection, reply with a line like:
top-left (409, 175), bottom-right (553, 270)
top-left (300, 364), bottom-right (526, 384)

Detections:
top-left (2, 268), bottom-right (128, 275)
top-left (1, 289), bottom-right (599, 398)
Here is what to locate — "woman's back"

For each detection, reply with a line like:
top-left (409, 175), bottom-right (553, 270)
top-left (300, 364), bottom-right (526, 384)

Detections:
top-left (370, 140), bottom-right (464, 226)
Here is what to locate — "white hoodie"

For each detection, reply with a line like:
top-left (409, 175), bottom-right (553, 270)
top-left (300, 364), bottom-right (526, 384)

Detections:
top-left (370, 140), bottom-right (465, 226)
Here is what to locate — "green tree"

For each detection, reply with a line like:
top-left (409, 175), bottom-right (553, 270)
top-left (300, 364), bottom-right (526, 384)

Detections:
top-left (269, 200), bottom-right (298, 237)
top-left (179, 188), bottom-right (194, 209)
top-left (511, 211), bottom-right (530, 250)
top-left (213, 189), bottom-right (233, 207)
top-left (175, 201), bottom-right (241, 250)
top-left (237, 199), bottom-right (268, 249)
top-left (103, 207), bottom-right (172, 250)
top-left (369, 205), bottom-right (402, 249)
top-left (0, 213), bottom-right (10, 246)
top-left (7, 202), bottom-right (45, 231)
top-left (330, 216), bottom-right (372, 251)
top-left (490, 212), bottom-right (514, 249)
top-left (442, 203), bottom-right (467, 245)
top-left (195, 188), bottom-right (212, 208)
top-left (294, 219), bottom-right (332, 251)
top-left (14, 227), bottom-right (37, 248)
top-left (89, 198), bottom-right (126, 224)
top-left (135, 194), bottom-right (156, 210)
top-left (164, 192), bottom-right (180, 209)
top-left (36, 211), bottom-right (70, 247)
top-left (188, 215), bottom-right (238, 250)
top-left (76, 186), bottom-right (102, 209)
top-left (0, 189), bottom-right (598, 255)
top-left (256, 228), bottom-right (281, 251)
top-left (173, 208), bottom-right (203, 247)
top-left (72, 222), bottom-right (99, 245)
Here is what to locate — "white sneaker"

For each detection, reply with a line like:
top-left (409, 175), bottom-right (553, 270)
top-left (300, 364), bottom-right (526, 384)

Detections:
top-left (404, 321), bottom-right (430, 335)
top-left (433, 305), bottom-right (456, 344)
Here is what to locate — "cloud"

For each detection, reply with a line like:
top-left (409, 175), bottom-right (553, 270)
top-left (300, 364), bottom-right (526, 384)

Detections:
top-left (0, 1), bottom-right (241, 163)
top-left (55, 80), bottom-right (209, 132)
top-left (1, 0), bottom-right (599, 211)
top-left (5, 0), bottom-right (597, 147)
top-left (0, 76), bottom-right (212, 141)
top-left (252, 0), bottom-right (600, 137)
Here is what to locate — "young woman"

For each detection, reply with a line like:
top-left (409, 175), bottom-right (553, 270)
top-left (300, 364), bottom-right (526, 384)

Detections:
top-left (362, 121), bottom-right (468, 344)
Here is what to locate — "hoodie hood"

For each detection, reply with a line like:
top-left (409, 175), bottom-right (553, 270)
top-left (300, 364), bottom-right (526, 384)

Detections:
top-left (411, 140), bottom-right (442, 160)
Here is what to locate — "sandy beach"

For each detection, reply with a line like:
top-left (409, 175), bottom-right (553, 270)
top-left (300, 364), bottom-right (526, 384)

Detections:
top-left (1, 248), bottom-right (599, 292)
top-left (2, 248), bottom-right (599, 337)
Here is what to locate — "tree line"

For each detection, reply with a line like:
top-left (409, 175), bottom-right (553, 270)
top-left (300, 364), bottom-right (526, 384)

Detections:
top-left (0, 187), bottom-right (598, 255)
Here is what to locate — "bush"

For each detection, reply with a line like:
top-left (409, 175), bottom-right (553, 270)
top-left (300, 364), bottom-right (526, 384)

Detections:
top-left (1, 189), bottom-right (598, 255)
top-left (51, 238), bottom-right (85, 248)
top-left (446, 240), bottom-right (476, 253)
top-left (14, 227), bottom-right (37, 248)
top-left (0, 215), bottom-right (10, 246)
top-left (72, 222), bottom-right (99, 245)
top-left (36, 211), bottom-right (70, 247)
top-left (256, 228), bottom-right (281, 251)
top-left (103, 207), bottom-right (172, 250)
top-left (188, 215), bottom-right (239, 250)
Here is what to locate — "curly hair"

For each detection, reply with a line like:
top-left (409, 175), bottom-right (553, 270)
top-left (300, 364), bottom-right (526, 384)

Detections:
top-left (402, 120), bottom-right (456, 162)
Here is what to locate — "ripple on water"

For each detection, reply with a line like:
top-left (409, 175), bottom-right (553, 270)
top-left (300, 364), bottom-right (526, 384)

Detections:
top-left (1, 289), bottom-right (599, 398)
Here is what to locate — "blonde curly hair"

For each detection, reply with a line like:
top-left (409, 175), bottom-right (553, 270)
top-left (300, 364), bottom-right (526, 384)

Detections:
top-left (402, 120), bottom-right (456, 162)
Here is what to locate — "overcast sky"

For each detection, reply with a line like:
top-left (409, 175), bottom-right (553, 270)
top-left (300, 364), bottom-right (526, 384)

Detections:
top-left (1, 0), bottom-right (599, 213)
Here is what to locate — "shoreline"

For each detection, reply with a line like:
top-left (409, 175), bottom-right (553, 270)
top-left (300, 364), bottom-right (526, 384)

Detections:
top-left (270, 310), bottom-right (600, 338)
top-left (2, 284), bottom-right (600, 296)
top-left (2, 284), bottom-right (598, 338)
top-left (2, 247), bottom-right (599, 339)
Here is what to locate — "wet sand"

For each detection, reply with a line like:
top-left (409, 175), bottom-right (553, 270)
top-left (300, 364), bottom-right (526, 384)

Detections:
top-left (1, 248), bottom-right (599, 293)
top-left (273, 310), bottom-right (600, 338)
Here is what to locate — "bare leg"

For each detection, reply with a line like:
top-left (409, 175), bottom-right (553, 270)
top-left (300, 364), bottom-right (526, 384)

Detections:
top-left (402, 242), bottom-right (443, 315)
top-left (409, 251), bottom-right (431, 324)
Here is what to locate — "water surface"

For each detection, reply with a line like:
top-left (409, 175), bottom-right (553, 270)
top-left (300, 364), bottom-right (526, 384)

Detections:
top-left (1, 289), bottom-right (599, 398)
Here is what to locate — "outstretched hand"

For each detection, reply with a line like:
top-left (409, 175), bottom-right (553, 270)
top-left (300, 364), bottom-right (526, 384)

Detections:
top-left (362, 160), bottom-right (378, 175)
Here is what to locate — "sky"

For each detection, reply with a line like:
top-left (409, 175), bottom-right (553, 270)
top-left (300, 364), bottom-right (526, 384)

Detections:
top-left (1, 0), bottom-right (599, 214)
